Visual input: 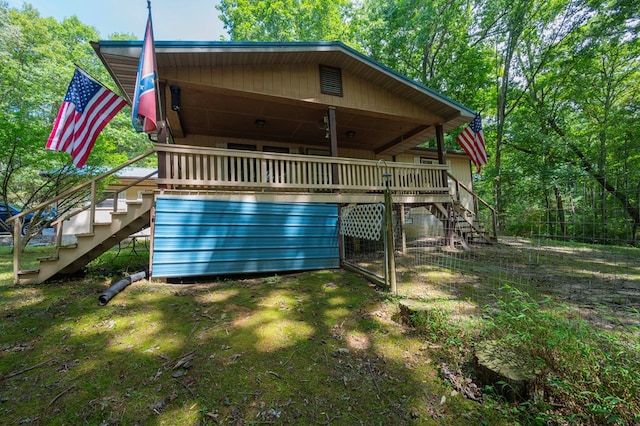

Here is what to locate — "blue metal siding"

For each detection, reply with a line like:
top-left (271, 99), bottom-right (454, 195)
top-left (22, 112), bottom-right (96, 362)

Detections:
top-left (151, 198), bottom-right (339, 278)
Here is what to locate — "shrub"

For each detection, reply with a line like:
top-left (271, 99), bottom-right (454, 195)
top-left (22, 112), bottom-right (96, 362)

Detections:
top-left (483, 286), bottom-right (640, 425)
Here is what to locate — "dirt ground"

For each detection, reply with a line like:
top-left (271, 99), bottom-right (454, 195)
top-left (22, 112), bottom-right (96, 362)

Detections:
top-left (474, 238), bottom-right (640, 330)
top-left (352, 237), bottom-right (640, 333)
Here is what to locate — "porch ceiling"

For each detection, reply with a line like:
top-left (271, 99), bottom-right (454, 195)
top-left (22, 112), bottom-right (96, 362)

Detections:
top-left (92, 41), bottom-right (475, 156)
top-left (162, 81), bottom-right (435, 152)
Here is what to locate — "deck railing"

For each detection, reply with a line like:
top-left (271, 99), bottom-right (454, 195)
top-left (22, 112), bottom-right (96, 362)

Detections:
top-left (155, 144), bottom-right (450, 194)
top-left (448, 172), bottom-right (498, 241)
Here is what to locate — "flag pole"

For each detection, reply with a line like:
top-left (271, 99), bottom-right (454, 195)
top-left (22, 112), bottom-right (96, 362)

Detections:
top-left (147, 0), bottom-right (165, 127)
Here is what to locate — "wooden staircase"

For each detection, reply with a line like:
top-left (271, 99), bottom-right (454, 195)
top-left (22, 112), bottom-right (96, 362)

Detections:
top-left (9, 150), bottom-right (158, 285)
top-left (16, 193), bottom-right (154, 284)
top-left (428, 199), bottom-right (495, 246)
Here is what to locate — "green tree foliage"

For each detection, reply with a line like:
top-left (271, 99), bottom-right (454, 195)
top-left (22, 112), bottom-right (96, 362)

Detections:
top-left (354, 0), bottom-right (494, 110)
top-left (524, 0), bottom-right (640, 241)
top-left (216, 0), bottom-right (355, 42)
top-left (481, 0), bottom-right (638, 241)
top-left (0, 3), bottom-right (151, 249)
top-left (470, 0), bottom-right (591, 229)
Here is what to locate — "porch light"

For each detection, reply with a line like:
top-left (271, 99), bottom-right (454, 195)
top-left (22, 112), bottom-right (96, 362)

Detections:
top-left (318, 116), bottom-right (329, 129)
top-left (346, 130), bottom-right (356, 138)
top-left (255, 119), bottom-right (266, 128)
top-left (170, 85), bottom-right (181, 111)
top-left (318, 116), bottom-right (330, 138)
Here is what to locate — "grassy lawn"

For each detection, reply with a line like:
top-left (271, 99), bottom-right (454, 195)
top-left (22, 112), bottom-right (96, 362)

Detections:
top-left (1, 240), bottom-right (639, 425)
top-left (0, 245), bottom-right (512, 425)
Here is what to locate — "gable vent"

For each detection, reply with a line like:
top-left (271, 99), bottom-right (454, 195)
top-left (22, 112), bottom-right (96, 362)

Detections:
top-left (319, 65), bottom-right (343, 97)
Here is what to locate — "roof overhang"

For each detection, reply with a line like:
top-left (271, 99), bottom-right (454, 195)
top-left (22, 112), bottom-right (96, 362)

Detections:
top-left (93, 41), bottom-right (475, 156)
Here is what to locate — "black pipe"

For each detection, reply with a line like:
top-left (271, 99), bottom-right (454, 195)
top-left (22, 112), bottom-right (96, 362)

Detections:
top-left (98, 270), bottom-right (147, 306)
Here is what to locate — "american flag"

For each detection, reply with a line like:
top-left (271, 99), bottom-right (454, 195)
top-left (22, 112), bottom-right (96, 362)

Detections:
top-left (46, 68), bottom-right (126, 168)
top-left (456, 113), bottom-right (487, 173)
top-left (131, 7), bottom-right (157, 133)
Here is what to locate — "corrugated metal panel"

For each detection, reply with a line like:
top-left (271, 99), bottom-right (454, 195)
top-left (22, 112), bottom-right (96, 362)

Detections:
top-left (152, 198), bottom-right (339, 278)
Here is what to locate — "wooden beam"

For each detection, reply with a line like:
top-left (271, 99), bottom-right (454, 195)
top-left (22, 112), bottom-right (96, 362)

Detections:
top-left (399, 203), bottom-right (407, 254)
top-left (374, 125), bottom-right (430, 155)
top-left (435, 123), bottom-right (448, 186)
top-left (436, 124), bottom-right (446, 165)
top-left (328, 107), bottom-right (339, 186)
top-left (435, 124), bottom-right (454, 248)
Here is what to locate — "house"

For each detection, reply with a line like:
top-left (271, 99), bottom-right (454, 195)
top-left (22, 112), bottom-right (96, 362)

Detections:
top-left (12, 41), bottom-right (495, 284)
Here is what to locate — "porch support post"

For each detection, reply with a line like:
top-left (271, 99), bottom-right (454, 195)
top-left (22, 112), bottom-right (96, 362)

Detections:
top-left (156, 81), bottom-right (168, 189)
top-left (399, 203), bottom-right (407, 255)
top-left (436, 124), bottom-right (454, 247)
top-left (156, 123), bottom-right (167, 189)
top-left (384, 184), bottom-right (397, 295)
top-left (328, 107), bottom-right (339, 187)
top-left (436, 124), bottom-right (447, 180)
top-left (338, 203), bottom-right (345, 265)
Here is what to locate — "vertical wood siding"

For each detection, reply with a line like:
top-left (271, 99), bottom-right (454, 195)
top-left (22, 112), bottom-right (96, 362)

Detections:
top-left (163, 65), bottom-right (439, 122)
top-left (152, 198), bottom-right (339, 278)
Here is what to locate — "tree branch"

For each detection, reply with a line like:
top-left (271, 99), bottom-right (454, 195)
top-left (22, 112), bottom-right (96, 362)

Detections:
top-left (548, 118), bottom-right (640, 225)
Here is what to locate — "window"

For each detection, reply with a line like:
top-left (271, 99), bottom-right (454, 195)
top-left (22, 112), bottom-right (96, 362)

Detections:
top-left (263, 146), bottom-right (289, 154)
top-left (228, 143), bottom-right (257, 151)
top-left (227, 143), bottom-right (257, 182)
top-left (307, 148), bottom-right (330, 156)
top-left (420, 157), bottom-right (451, 170)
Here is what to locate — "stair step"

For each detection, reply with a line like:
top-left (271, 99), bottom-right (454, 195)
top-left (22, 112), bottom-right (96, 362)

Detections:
top-left (18, 268), bottom-right (39, 275)
top-left (59, 243), bottom-right (78, 250)
top-left (38, 256), bottom-right (59, 262)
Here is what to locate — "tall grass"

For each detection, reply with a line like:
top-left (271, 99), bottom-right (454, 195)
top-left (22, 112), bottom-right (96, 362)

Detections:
top-left (482, 286), bottom-right (640, 425)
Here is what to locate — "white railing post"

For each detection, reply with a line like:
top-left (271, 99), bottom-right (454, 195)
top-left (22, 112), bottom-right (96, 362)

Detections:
top-left (89, 180), bottom-right (96, 232)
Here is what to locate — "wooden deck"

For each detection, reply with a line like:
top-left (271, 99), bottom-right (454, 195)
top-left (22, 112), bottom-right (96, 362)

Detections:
top-left (155, 144), bottom-right (452, 203)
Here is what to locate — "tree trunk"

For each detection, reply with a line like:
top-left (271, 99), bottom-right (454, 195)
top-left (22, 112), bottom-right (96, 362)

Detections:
top-left (544, 191), bottom-right (551, 236)
top-left (494, 3), bottom-right (529, 233)
top-left (548, 119), bottom-right (640, 238)
top-left (555, 186), bottom-right (566, 239)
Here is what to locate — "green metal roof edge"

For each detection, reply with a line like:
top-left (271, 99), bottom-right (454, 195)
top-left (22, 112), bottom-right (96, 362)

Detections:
top-left (96, 40), bottom-right (476, 116)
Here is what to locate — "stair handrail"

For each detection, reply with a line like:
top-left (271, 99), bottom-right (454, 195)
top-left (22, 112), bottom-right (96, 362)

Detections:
top-left (50, 168), bottom-right (158, 227)
top-left (447, 172), bottom-right (497, 240)
top-left (9, 149), bottom-right (156, 282)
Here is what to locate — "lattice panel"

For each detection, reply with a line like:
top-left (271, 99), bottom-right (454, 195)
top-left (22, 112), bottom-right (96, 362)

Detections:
top-left (340, 203), bottom-right (384, 240)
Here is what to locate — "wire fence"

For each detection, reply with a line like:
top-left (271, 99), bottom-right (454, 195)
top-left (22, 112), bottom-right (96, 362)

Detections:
top-left (341, 201), bottom-right (640, 335)
top-left (504, 179), bottom-right (639, 246)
